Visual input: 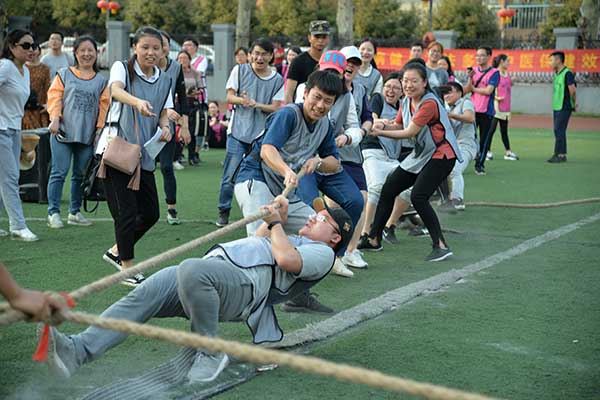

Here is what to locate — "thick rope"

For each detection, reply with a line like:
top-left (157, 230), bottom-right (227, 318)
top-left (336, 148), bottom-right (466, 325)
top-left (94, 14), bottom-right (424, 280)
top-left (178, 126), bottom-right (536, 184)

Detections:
top-left (1, 195), bottom-right (599, 317)
top-left (0, 172), bottom-right (305, 326)
top-left (62, 310), bottom-right (500, 400)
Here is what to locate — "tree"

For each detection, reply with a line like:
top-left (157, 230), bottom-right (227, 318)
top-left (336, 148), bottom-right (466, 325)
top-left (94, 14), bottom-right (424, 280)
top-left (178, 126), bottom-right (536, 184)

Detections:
top-left (50, 0), bottom-right (103, 33)
top-left (538, 0), bottom-right (582, 48)
top-left (192, 0), bottom-right (237, 35)
top-left (256, 0), bottom-right (336, 44)
top-left (236, 0), bottom-right (253, 49)
top-left (2, 0), bottom-right (56, 39)
top-left (337, 0), bottom-right (354, 46)
top-left (124, 0), bottom-right (196, 34)
top-left (433, 0), bottom-right (499, 46)
top-left (354, 0), bottom-right (422, 40)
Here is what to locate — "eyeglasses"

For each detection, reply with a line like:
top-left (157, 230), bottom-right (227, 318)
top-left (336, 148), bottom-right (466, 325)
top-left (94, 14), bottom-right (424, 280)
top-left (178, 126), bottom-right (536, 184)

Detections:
top-left (16, 42), bottom-right (38, 50)
top-left (309, 213), bottom-right (340, 235)
top-left (384, 84), bottom-right (402, 91)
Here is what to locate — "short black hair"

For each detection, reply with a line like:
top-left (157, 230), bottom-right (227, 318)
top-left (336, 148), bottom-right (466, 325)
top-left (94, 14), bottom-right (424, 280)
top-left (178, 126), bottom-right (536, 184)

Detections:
top-left (50, 31), bottom-right (65, 42)
top-left (305, 70), bottom-right (344, 99)
top-left (406, 57), bottom-right (426, 67)
top-left (550, 51), bottom-right (565, 64)
top-left (182, 36), bottom-right (199, 47)
top-left (250, 38), bottom-right (274, 54)
top-left (442, 81), bottom-right (464, 96)
top-left (411, 42), bottom-right (424, 49)
top-left (384, 71), bottom-right (403, 83)
top-left (159, 30), bottom-right (172, 43)
top-left (477, 46), bottom-right (493, 56)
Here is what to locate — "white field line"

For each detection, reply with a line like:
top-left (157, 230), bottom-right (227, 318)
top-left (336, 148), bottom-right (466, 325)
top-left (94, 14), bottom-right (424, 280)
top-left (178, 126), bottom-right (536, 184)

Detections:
top-left (270, 212), bottom-right (600, 348)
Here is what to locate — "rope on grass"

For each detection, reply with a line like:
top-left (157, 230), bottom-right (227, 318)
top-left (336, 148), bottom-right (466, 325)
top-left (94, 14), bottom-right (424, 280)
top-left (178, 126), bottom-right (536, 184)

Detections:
top-left (0, 171), bottom-right (305, 326)
top-left (62, 309), bottom-right (500, 400)
top-left (466, 197), bottom-right (600, 209)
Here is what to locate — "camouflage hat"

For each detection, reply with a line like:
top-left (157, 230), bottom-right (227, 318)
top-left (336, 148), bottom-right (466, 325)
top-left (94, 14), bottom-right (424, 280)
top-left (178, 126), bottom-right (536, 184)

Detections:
top-left (309, 20), bottom-right (330, 35)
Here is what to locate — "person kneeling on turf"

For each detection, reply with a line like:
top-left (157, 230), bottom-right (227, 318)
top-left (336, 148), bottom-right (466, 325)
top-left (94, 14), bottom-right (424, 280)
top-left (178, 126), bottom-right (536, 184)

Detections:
top-left (41, 195), bottom-right (352, 384)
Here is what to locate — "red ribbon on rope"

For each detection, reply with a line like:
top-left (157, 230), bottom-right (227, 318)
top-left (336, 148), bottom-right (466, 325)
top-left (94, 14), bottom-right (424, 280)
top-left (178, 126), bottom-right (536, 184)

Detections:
top-left (32, 293), bottom-right (76, 362)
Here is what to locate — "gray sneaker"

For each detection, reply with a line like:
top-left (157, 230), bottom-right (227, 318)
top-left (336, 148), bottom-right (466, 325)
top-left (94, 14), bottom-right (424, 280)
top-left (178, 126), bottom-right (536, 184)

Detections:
top-left (38, 324), bottom-right (78, 379)
top-left (67, 212), bottom-right (92, 226)
top-left (281, 292), bottom-right (334, 314)
top-left (187, 352), bottom-right (229, 383)
top-left (48, 213), bottom-right (64, 229)
top-left (438, 200), bottom-right (458, 214)
top-left (452, 198), bottom-right (465, 211)
top-left (425, 247), bottom-right (453, 262)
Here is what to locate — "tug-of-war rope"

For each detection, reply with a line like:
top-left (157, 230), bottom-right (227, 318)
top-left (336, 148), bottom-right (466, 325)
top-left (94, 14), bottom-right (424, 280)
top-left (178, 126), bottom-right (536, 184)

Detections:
top-left (1, 171), bottom-right (598, 399)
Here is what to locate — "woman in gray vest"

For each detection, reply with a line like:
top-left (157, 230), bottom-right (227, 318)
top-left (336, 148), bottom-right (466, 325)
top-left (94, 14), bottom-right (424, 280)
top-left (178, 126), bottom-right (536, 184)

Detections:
top-left (355, 38), bottom-right (383, 99)
top-left (0, 29), bottom-right (39, 241)
top-left (157, 31), bottom-right (190, 225)
top-left (47, 36), bottom-right (109, 229)
top-left (363, 62), bottom-right (462, 262)
top-left (100, 27), bottom-right (174, 287)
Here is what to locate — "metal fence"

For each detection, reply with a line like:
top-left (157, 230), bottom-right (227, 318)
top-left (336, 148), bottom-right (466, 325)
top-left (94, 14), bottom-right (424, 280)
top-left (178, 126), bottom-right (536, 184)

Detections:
top-left (488, 4), bottom-right (558, 30)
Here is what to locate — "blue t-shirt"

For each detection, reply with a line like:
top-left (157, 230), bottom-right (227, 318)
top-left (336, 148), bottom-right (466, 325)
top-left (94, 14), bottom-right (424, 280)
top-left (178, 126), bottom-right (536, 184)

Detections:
top-left (235, 104), bottom-right (338, 184)
top-left (484, 70), bottom-right (500, 116)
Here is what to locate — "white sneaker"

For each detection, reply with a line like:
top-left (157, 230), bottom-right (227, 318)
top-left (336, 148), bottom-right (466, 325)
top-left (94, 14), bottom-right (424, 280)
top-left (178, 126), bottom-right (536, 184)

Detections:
top-left (188, 352), bottom-right (229, 383)
top-left (10, 227), bottom-right (39, 242)
top-left (332, 258), bottom-right (354, 278)
top-left (503, 151), bottom-right (519, 161)
top-left (173, 161), bottom-right (185, 171)
top-left (0, 228), bottom-right (7, 237)
top-left (486, 151), bottom-right (493, 160)
top-left (68, 212), bottom-right (93, 226)
top-left (47, 213), bottom-right (64, 229)
top-left (341, 250), bottom-right (368, 269)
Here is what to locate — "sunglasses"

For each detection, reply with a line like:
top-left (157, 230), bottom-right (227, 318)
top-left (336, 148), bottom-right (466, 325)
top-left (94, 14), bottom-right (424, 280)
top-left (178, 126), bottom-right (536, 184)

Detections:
top-left (16, 42), bottom-right (39, 50)
top-left (308, 213), bottom-right (340, 235)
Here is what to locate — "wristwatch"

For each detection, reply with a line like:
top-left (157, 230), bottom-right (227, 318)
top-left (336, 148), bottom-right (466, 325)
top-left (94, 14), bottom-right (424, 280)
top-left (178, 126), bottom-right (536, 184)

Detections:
top-left (268, 221), bottom-right (282, 230)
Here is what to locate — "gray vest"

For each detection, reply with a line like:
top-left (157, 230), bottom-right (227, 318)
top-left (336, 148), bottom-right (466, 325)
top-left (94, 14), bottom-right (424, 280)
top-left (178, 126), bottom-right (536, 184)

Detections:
top-left (261, 104), bottom-right (332, 202)
top-left (58, 68), bottom-right (108, 145)
top-left (329, 91), bottom-right (362, 165)
top-left (232, 64), bottom-right (284, 144)
top-left (354, 67), bottom-right (382, 98)
top-left (448, 98), bottom-right (477, 152)
top-left (399, 92), bottom-right (462, 174)
top-left (379, 99), bottom-right (404, 159)
top-left (163, 60), bottom-right (181, 131)
top-left (206, 235), bottom-right (334, 344)
top-left (118, 62), bottom-right (172, 171)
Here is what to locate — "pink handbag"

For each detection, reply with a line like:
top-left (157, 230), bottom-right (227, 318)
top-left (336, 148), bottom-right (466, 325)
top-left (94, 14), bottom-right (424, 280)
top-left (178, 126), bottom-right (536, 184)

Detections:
top-left (97, 86), bottom-right (142, 190)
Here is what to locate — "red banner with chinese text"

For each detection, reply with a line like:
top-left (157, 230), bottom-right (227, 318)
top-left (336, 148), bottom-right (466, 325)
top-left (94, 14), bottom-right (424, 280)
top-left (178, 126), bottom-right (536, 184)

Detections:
top-left (375, 49), bottom-right (600, 73)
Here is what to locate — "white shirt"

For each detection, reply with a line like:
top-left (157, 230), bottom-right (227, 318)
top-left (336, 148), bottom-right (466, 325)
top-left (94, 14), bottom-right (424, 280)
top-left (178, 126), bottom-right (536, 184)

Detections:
top-left (226, 65), bottom-right (285, 102)
top-left (107, 60), bottom-right (173, 122)
top-left (191, 55), bottom-right (208, 74)
top-left (0, 60), bottom-right (30, 130)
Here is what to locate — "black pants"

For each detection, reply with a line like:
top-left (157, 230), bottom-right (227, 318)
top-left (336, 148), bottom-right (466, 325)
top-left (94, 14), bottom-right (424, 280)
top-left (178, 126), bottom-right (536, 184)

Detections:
top-left (475, 112), bottom-right (494, 168)
top-left (158, 132), bottom-right (177, 205)
top-left (489, 117), bottom-right (511, 151)
top-left (369, 157), bottom-right (456, 248)
top-left (103, 166), bottom-right (160, 261)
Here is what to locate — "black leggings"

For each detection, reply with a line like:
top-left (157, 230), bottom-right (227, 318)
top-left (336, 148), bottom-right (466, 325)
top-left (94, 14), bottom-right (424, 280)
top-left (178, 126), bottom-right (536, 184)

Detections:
top-left (369, 158), bottom-right (456, 248)
top-left (475, 112), bottom-right (494, 167)
top-left (489, 117), bottom-right (511, 151)
top-left (158, 131), bottom-right (177, 205)
top-left (103, 166), bottom-right (160, 261)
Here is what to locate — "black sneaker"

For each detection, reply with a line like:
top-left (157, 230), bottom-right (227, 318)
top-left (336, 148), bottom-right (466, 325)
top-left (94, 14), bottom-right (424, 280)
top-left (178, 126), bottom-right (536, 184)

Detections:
top-left (167, 209), bottom-right (181, 225)
top-left (121, 273), bottom-right (146, 287)
top-left (474, 165), bottom-right (486, 175)
top-left (547, 154), bottom-right (567, 163)
top-left (103, 250), bottom-right (122, 271)
top-left (281, 292), bottom-right (334, 314)
top-left (425, 247), bottom-right (453, 262)
top-left (408, 227), bottom-right (429, 237)
top-left (356, 233), bottom-right (370, 250)
top-left (215, 209), bottom-right (230, 227)
top-left (360, 237), bottom-right (383, 252)
top-left (382, 225), bottom-right (399, 244)
top-left (453, 198), bottom-right (465, 211)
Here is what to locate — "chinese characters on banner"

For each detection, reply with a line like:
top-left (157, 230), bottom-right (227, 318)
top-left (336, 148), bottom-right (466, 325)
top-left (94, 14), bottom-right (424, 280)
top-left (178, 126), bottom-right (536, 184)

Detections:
top-left (375, 49), bottom-right (600, 73)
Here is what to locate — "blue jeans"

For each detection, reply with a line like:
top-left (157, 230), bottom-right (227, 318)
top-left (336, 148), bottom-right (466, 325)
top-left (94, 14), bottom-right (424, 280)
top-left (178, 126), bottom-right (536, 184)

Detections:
top-left (297, 169), bottom-right (364, 254)
top-left (47, 135), bottom-right (93, 215)
top-left (218, 136), bottom-right (250, 212)
top-left (553, 109), bottom-right (571, 155)
top-left (0, 128), bottom-right (27, 230)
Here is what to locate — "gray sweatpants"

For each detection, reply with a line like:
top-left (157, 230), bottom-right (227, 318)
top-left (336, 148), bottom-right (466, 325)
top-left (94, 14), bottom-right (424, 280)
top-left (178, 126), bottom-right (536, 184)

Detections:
top-left (0, 128), bottom-right (27, 230)
top-left (70, 259), bottom-right (253, 366)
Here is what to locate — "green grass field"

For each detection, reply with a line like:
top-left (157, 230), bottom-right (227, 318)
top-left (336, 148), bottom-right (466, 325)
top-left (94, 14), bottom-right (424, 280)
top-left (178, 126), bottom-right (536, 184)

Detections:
top-left (1, 126), bottom-right (599, 400)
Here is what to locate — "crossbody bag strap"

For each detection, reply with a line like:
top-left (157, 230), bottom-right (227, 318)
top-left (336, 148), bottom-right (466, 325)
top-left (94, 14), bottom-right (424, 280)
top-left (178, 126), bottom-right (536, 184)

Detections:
top-left (474, 68), bottom-right (492, 88)
top-left (127, 80), bottom-right (142, 190)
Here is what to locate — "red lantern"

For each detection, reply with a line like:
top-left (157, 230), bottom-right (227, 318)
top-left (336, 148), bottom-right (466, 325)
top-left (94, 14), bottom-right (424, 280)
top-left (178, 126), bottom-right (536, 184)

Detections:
top-left (97, 0), bottom-right (109, 9)
top-left (497, 7), bottom-right (516, 25)
top-left (108, 1), bottom-right (121, 14)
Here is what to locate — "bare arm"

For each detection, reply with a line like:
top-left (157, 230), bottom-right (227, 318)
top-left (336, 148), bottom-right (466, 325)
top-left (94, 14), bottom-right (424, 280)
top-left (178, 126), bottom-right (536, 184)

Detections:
top-left (255, 100), bottom-right (281, 114)
top-left (111, 81), bottom-right (156, 117)
top-left (370, 120), bottom-right (422, 139)
top-left (471, 84), bottom-right (495, 96)
top-left (284, 79), bottom-right (298, 104)
top-left (568, 84), bottom-right (577, 110)
top-left (448, 109), bottom-right (475, 124)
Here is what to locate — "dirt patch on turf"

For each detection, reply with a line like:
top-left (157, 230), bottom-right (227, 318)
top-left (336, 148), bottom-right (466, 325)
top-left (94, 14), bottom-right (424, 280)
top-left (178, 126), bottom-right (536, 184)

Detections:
top-left (511, 114), bottom-right (600, 131)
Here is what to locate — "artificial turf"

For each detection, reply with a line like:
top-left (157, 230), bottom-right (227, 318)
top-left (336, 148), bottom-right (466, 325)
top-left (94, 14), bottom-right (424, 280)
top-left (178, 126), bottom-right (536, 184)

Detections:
top-left (1, 127), bottom-right (599, 399)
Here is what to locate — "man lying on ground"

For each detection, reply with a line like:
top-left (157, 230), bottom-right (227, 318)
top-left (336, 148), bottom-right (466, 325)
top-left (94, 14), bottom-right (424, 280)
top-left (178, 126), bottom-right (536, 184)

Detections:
top-left (41, 195), bottom-right (353, 384)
